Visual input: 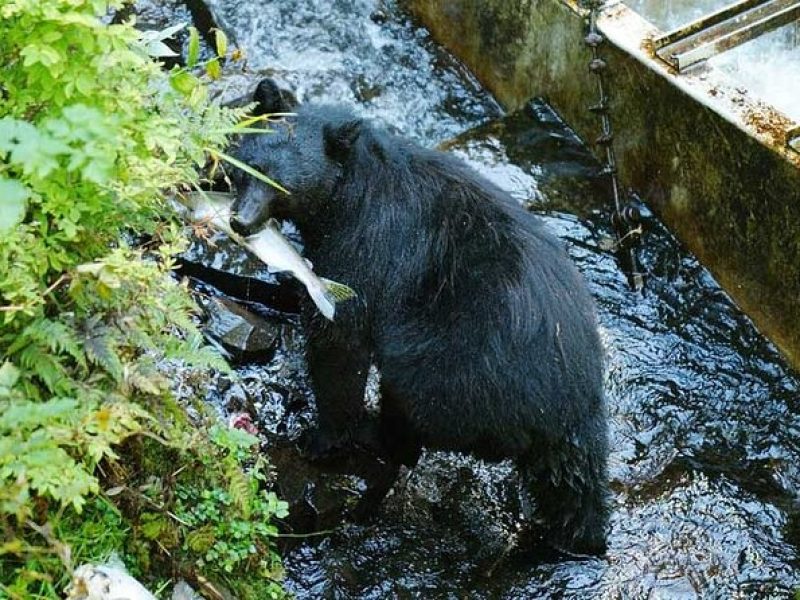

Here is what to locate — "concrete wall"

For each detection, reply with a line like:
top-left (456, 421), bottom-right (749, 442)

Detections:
top-left (407, 0), bottom-right (800, 371)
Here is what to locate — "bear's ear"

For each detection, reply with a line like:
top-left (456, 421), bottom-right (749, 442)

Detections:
top-left (252, 78), bottom-right (293, 115)
top-left (323, 120), bottom-right (362, 162)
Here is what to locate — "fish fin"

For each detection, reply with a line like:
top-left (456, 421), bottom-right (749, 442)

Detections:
top-left (320, 278), bottom-right (357, 302)
top-left (307, 283), bottom-right (336, 321)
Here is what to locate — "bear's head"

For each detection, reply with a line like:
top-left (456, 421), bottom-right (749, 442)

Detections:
top-left (229, 79), bottom-right (363, 236)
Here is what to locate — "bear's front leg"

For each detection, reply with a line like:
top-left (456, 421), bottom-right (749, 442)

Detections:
top-left (304, 323), bottom-right (370, 460)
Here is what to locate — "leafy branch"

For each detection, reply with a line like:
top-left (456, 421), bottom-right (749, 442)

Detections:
top-left (0, 2), bottom-right (287, 598)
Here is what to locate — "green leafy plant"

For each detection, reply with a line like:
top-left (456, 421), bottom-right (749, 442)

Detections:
top-left (0, 1), bottom-right (287, 597)
top-left (111, 422), bottom-right (288, 600)
top-left (176, 428), bottom-right (287, 590)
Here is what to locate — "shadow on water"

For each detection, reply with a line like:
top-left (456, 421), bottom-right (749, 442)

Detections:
top-left (187, 0), bottom-right (800, 597)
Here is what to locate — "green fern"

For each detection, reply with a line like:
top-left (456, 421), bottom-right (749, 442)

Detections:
top-left (0, 430), bottom-right (100, 512)
top-left (17, 345), bottom-right (70, 394)
top-left (0, 1), bottom-right (286, 596)
top-left (228, 466), bottom-right (252, 519)
top-left (0, 397), bottom-right (79, 432)
top-left (21, 319), bottom-right (86, 370)
top-left (81, 317), bottom-right (125, 381)
top-left (126, 362), bottom-right (169, 396)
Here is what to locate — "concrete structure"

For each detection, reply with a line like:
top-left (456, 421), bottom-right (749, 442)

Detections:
top-left (407, 0), bottom-right (800, 370)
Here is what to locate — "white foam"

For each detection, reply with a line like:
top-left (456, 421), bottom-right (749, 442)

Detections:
top-left (623, 0), bottom-right (733, 31)
top-left (624, 2), bottom-right (800, 123)
top-left (710, 22), bottom-right (800, 123)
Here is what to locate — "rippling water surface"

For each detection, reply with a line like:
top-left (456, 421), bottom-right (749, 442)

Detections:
top-left (200, 1), bottom-right (800, 597)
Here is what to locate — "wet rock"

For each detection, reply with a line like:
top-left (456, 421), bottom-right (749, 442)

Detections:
top-left (370, 9), bottom-right (389, 25)
top-left (440, 98), bottom-right (607, 214)
top-left (183, 0), bottom-right (229, 49)
top-left (111, 0), bottom-right (193, 68)
top-left (268, 440), bottom-right (395, 542)
top-left (111, 0), bottom-right (188, 30)
top-left (201, 296), bottom-right (281, 362)
top-left (110, 0), bottom-right (216, 69)
top-left (177, 230), bottom-right (302, 314)
top-left (111, 0), bottom-right (228, 69)
top-left (353, 75), bottom-right (383, 103)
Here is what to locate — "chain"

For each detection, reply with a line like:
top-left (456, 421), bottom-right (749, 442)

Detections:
top-left (582, 0), bottom-right (645, 290)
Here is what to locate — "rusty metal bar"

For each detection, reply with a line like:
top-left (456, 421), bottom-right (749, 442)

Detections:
top-left (655, 0), bottom-right (800, 71)
top-left (654, 0), bottom-right (766, 49)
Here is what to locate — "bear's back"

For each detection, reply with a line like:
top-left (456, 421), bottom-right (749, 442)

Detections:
top-left (355, 140), bottom-right (602, 451)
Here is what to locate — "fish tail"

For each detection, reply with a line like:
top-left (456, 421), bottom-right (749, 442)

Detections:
top-left (320, 278), bottom-right (357, 302)
top-left (307, 282), bottom-right (336, 321)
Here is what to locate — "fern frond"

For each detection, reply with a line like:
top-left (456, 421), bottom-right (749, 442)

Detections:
top-left (81, 318), bottom-right (124, 381)
top-left (126, 361), bottom-right (169, 396)
top-left (17, 345), bottom-right (69, 393)
top-left (0, 397), bottom-right (80, 433)
top-left (163, 336), bottom-right (230, 373)
top-left (8, 319), bottom-right (87, 370)
top-left (228, 467), bottom-right (252, 519)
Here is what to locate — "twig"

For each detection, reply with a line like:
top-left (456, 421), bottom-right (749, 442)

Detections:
top-left (136, 430), bottom-right (172, 446)
top-left (0, 304), bottom-right (27, 312)
top-left (42, 273), bottom-right (69, 297)
top-left (275, 529), bottom-right (335, 539)
top-left (0, 273), bottom-right (70, 312)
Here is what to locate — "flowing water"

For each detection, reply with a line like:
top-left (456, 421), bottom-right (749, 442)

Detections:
top-left (623, 0), bottom-right (800, 123)
top-left (710, 22), bottom-right (800, 123)
top-left (195, 0), bottom-right (800, 597)
top-left (622, 0), bottom-right (733, 30)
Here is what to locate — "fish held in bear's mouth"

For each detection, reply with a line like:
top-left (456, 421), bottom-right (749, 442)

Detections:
top-left (178, 191), bottom-right (356, 320)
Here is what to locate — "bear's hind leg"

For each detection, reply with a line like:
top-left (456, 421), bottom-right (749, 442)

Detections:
top-left (351, 386), bottom-right (422, 521)
top-left (519, 435), bottom-right (609, 556)
top-left (377, 386), bottom-right (423, 468)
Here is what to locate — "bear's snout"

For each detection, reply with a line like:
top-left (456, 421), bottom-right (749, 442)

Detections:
top-left (230, 212), bottom-right (256, 237)
top-left (230, 182), bottom-right (273, 236)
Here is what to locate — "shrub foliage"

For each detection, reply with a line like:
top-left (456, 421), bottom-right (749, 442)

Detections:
top-left (0, 1), bottom-right (286, 597)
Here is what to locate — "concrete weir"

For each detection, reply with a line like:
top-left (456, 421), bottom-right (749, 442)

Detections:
top-left (406, 0), bottom-right (800, 370)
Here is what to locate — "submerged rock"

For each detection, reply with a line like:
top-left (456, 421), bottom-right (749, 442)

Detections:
top-left (177, 230), bottom-right (302, 315)
top-left (440, 97), bottom-right (606, 213)
top-left (268, 440), bottom-right (394, 540)
top-left (201, 296), bottom-right (282, 362)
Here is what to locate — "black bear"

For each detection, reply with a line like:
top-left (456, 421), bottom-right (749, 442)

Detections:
top-left (229, 80), bottom-right (609, 555)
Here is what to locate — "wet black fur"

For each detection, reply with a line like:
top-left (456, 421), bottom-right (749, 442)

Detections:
top-left (230, 82), bottom-right (610, 554)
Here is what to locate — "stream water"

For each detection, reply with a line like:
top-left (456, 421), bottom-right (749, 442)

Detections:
top-left (623, 0), bottom-right (800, 123)
top-left (194, 0), bottom-right (800, 597)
